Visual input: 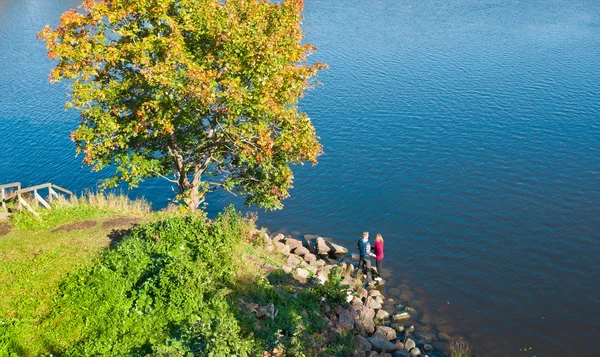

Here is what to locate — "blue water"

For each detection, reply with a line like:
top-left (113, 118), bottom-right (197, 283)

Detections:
top-left (1, 0), bottom-right (599, 355)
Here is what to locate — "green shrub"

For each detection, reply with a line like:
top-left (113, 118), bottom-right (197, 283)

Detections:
top-left (37, 210), bottom-right (258, 356)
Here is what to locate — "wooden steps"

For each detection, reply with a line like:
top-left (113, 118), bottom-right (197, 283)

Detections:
top-left (1, 182), bottom-right (73, 220)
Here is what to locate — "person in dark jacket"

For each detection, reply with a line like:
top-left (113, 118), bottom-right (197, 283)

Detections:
top-left (357, 232), bottom-right (376, 282)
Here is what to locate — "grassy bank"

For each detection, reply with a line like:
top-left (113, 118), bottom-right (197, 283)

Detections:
top-left (0, 196), bottom-right (352, 356)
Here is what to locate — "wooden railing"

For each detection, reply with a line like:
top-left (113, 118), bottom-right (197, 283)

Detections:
top-left (0, 182), bottom-right (74, 219)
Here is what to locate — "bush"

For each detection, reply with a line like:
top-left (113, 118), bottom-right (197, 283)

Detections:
top-left (38, 209), bottom-right (259, 356)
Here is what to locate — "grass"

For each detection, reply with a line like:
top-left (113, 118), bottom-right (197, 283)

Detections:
top-left (0, 193), bottom-right (152, 356)
top-left (0, 198), bottom-right (353, 357)
top-left (12, 191), bottom-right (151, 231)
top-left (450, 338), bottom-right (472, 357)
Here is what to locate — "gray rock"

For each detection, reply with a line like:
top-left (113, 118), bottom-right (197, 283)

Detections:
top-left (366, 351), bottom-right (379, 357)
top-left (437, 332), bottom-right (451, 341)
top-left (374, 296), bottom-right (385, 305)
top-left (409, 347), bottom-right (421, 357)
top-left (312, 258), bottom-right (326, 267)
top-left (274, 242), bottom-right (290, 255)
top-left (416, 332), bottom-right (433, 343)
top-left (381, 353), bottom-right (392, 357)
top-left (303, 252), bottom-right (317, 263)
top-left (282, 265), bottom-right (293, 274)
top-left (407, 325), bottom-right (415, 333)
top-left (369, 289), bottom-right (383, 297)
top-left (404, 338), bottom-right (415, 352)
top-left (391, 323), bottom-right (405, 333)
top-left (315, 237), bottom-right (331, 255)
top-left (423, 344), bottom-right (433, 353)
top-left (375, 326), bottom-right (397, 341)
top-left (293, 246), bottom-right (310, 257)
top-left (393, 312), bottom-right (411, 322)
top-left (316, 269), bottom-right (328, 283)
top-left (287, 254), bottom-right (301, 266)
top-left (295, 268), bottom-right (309, 280)
top-left (329, 242), bottom-right (348, 258)
top-left (336, 310), bottom-right (355, 332)
top-left (358, 287), bottom-right (369, 301)
top-left (284, 237), bottom-right (303, 250)
top-left (353, 335), bottom-right (372, 352)
top-left (375, 309), bottom-right (390, 320)
top-left (366, 296), bottom-right (383, 310)
top-left (393, 341), bottom-right (404, 350)
top-left (273, 233), bottom-right (285, 242)
top-left (263, 232), bottom-right (272, 245)
top-left (392, 351), bottom-right (410, 357)
top-left (368, 331), bottom-right (397, 352)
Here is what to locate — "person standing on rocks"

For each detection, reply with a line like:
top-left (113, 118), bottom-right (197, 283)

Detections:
top-left (357, 232), bottom-right (376, 282)
top-left (373, 234), bottom-right (384, 281)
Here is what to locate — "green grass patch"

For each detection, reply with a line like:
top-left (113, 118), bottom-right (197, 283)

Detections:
top-left (1, 205), bottom-right (354, 357)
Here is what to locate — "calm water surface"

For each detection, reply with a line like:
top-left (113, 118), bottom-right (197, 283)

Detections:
top-left (1, 0), bottom-right (599, 356)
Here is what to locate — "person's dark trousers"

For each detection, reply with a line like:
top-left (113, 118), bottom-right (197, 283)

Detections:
top-left (360, 256), bottom-right (372, 282)
top-left (376, 259), bottom-right (382, 277)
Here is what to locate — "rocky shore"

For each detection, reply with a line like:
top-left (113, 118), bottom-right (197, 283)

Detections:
top-left (261, 231), bottom-right (443, 357)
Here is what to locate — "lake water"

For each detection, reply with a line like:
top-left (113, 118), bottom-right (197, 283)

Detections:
top-left (1, 0), bottom-right (599, 356)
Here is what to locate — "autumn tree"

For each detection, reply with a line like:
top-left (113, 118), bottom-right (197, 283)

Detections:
top-left (39, 0), bottom-right (324, 211)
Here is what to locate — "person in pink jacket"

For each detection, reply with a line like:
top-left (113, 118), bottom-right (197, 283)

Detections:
top-left (373, 234), bottom-right (384, 281)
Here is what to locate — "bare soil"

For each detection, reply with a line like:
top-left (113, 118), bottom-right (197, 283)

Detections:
top-left (0, 222), bottom-right (11, 237)
top-left (101, 216), bottom-right (142, 230)
top-left (53, 220), bottom-right (97, 232)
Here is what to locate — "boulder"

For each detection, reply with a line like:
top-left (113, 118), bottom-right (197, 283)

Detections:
top-left (408, 325), bottom-right (415, 333)
top-left (393, 313), bottom-right (411, 322)
top-left (381, 354), bottom-right (392, 357)
top-left (375, 326), bottom-right (397, 340)
top-left (392, 351), bottom-right (410, 357)
top-left (368, 331), bottom-right (397, 352)
top-left (437, 332), bottom-right (451, 341)
top-left (310, 237), bottom-right (328, 254)
top-left (366, 351), bottom-right (379, 357)
top-left (263, 232), bottom-right (272, 245)
top-left (391, 324), bottom-right (404, 333)
top-left (369, 289), bottom-right (383, 297)
top-left (423, 344), bottom-right (433, 353)
top-left (353, 335), bottom-right (372, 352)
top-left (293, 246), bottom-right (310, 257)
top-left (336, 310), bottom-right (355, 332)
top-left (294, 268), bottom-right (309, 282)
top-left (358, 287), bottom-right (369, 301)
top-left (316, 269), bottom-right (328, 284)
top-left (404, 338), bottom-right (416, 352)
top-left (328, 242), bottom-right (348, 258)
top-left (366, 297), bottom-right (382, 310)
top-left (303, 253), bottom-right (317, 263)
top-left (282, 265), bottom-right (293, 274)
top-left (275, 242), bottom-right (291, 255)
top-left (311, 258), bottom-right (326, 268)
top-left (284, 237), bottom-right (303, 250)
top-left (416, 332), bottom-right (433, 343)
top-left (393, 341), bottom-right (404, 350)
top-left (273, 233), bottom-right (285, 242)
top-left (374, 296), bottom-right (385, 305)
top-left (409, 347), bottom-right (421, 357)
top-left (357, 311), bottom-right (376, 334)
top-left (287, 254), bottom-right (301, 266)
top-left (375, 309), bottom-right (390, 320)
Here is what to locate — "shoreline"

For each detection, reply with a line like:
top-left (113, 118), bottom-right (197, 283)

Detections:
top-left (263, 230), bottom-right (454, 357)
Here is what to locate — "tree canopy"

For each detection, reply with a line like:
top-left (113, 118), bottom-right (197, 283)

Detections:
top-left (39, 0), bottom-right (324, 211)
